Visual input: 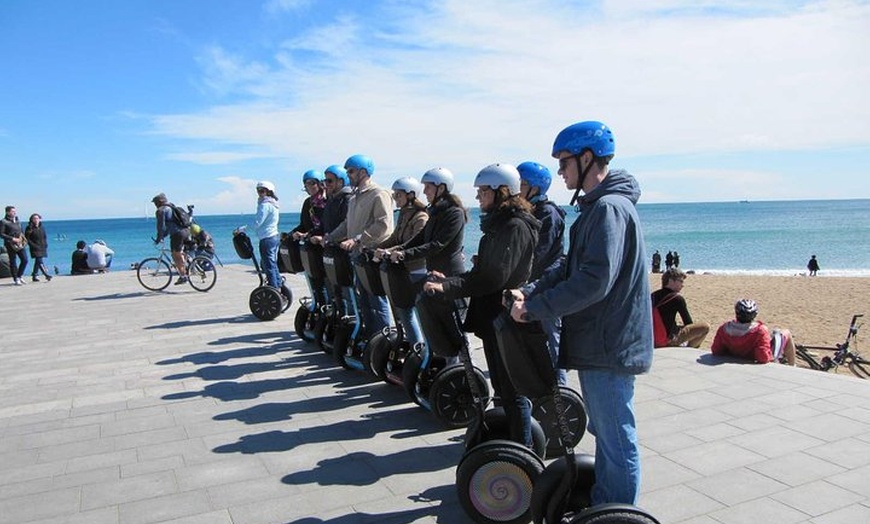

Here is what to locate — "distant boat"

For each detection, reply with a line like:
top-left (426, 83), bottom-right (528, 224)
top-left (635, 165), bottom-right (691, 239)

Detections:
top-left (739, 200), bottom-right (750, 204)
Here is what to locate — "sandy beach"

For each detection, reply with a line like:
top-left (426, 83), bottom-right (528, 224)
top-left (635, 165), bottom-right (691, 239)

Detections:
top-left (667, 273), bottom-right (868, 361)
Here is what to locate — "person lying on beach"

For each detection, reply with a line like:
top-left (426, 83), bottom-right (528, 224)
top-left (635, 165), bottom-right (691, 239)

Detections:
top-left (651, 267), bottom-right (710, 348)
top-left (711, 299), bottom-right (796, 365)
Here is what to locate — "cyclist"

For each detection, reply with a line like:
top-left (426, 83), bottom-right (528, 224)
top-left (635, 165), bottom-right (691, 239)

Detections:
top-left (424, 163), bottom-right (540, 449)
top-left (711, 299), bottom-right (797, 365)
top-left (151, 193), bottom-right (190, 285)
top-left (188, 223), bottom-right (215, 260)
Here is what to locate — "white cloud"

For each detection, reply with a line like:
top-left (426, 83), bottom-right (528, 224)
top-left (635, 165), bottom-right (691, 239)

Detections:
top-left (144, 0), bottom-right (870, 207)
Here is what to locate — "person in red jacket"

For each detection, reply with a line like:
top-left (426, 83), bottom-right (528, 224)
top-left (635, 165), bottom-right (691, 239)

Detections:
top-left (711, 298), bottom-right (796, 365)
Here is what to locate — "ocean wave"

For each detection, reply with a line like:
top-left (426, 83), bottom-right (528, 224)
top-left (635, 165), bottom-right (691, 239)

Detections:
top-left (685, 268), bottom-right (870, 278)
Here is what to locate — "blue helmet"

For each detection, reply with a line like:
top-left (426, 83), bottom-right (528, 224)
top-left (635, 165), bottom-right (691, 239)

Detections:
top-left (344, 154), bottom-right (375, 177)
top-left (551, 121), bottom-right (615, 159)
top-left (324, 164), bottom-right (350, 186)
top-left (302, 169), bottom-right (325, 184)
top-left (517, 161), bottom-right (552, 195)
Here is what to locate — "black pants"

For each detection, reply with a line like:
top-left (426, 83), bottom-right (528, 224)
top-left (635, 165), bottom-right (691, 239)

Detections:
top-left (416, 294), bottom-right (467, 358)
top-left (478, 324), bottom-right (532, 448)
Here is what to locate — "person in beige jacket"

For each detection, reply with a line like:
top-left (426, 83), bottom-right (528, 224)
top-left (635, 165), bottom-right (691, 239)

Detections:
top-left (324, 154), bottom-right (394, 337)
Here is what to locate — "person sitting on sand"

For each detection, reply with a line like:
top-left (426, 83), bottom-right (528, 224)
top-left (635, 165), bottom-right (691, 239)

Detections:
top-left (711, 298), bottom-right (796, 365)
top-left (71, 240), bottom-right (92, 275)
top-left (652, 267), bottom-right (710, 348)
top-left (86, 239), bottom-right (114, 273)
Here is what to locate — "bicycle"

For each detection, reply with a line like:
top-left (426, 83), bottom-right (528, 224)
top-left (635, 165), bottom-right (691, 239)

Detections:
top-left (136, 240), bottom-right (217, 292)
top-left (792, 314), bottom-right (867, 379)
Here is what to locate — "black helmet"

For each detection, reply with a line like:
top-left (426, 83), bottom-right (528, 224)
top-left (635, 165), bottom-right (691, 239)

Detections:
top-left (735, 299), bottom-right (758, 323)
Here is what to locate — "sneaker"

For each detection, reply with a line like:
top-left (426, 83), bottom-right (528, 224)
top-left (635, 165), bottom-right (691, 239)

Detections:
top-left (19, 278), bottom-right (27, 285)
top-left (32, 276), bottom-right (40, 282)
top-left (46, 275), bottom-right (53, 282)
top-left (13, 278), bottom-right (21, 286)
top-left (174, 276), bottom-right (189, 285)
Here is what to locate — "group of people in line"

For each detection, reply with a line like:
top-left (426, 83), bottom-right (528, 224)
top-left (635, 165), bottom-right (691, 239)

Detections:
top-left (650, 249), bottom-right (680, 273)
top-left (250, 121), bottom-right (651, 507)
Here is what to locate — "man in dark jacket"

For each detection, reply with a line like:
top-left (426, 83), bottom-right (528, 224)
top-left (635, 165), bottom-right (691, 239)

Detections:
top-left (510, 121), bottom-right (652, 505)
top-left (1, 205), bottom-right (28, 285)
top-left (425, 163), bottom-right (540, 448)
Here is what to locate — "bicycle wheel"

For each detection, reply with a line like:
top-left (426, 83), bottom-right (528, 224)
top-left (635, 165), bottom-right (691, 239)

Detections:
top-left (137, 257), bottom-right (172, 291)
top-left (187, 256), bottom-right (217, 292)
top-left (848, 357), bottom-right (870, 379)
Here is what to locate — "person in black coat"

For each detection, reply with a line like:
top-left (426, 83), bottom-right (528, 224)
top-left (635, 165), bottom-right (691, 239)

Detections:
top-left (394, 167), bottom-right (468, 363)
top-left (25, 213), bottom-right (52, 282)
top-left (424, 163), bottom-right (540, 449)
top-left (1, 205), bottom-right (29, 285)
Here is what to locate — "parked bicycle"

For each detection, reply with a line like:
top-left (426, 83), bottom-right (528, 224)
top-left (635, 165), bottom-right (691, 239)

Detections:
top-left (791, 314), bottom-right (867, 379)
top-left (136, 240), bottom-right (217, 292)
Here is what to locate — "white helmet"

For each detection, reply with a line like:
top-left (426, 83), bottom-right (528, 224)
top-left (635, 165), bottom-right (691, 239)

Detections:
top-left (391, 177), bottom-right (423, 198)
top-left (256, 180), bottom-right (276, 193)
top-left (474, 163), bottom-right (521, 196)
top-left (421, 167), bottom-right (454, 193)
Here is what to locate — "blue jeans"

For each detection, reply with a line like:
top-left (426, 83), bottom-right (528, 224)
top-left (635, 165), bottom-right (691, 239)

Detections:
top-left (259, 235), bottom-right (281, 288)
top-left (540, 316), bottom-right (568, 386)
top-left (578, 369), bottom-right (641, 505)
top-left (357, 284), bottom-right (391, 339)
top-left (394, 306), bottom-right (423, 347)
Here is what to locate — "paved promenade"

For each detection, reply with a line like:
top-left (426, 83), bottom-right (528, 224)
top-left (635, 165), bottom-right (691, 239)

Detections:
top-left (1, 267), bottom-right (870, 523)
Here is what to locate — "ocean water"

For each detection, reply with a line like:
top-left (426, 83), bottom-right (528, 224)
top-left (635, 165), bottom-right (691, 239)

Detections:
top-left (33, 199), bottom-right (870, 277)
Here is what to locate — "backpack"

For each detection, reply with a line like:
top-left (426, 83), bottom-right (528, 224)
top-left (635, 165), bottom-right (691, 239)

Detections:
top-left (652, 293), bottom-right (678, 348)
top-left (169, 204), bottom-right (191, 228)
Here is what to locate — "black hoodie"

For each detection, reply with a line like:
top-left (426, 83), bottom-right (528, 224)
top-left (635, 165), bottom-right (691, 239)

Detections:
top-left (441, 204), bottom-right (540, 335)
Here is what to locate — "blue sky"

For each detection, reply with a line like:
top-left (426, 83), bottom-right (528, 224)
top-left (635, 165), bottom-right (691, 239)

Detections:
top-left (2, 0), bottom-right (869, 220)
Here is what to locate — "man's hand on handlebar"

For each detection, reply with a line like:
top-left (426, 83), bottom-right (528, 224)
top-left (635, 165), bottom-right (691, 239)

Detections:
top-left (309, 235), bottom-right (323, 245)
top-left (339, 238), bottom-right (357, 251)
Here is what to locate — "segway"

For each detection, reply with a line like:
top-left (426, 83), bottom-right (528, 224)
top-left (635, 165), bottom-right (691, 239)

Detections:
top-left (351, 249), bottom-right (389, 374)
top-left (489, 303), bottom-right (657, 523)
top-left (286, 237), bottom-right (329, 343)
top-left (232, 227), bottom-right (292, 321)
top-left (366, 254), bottom-right (425, 385)
top-left (322, 244), bottom-right (368, 371)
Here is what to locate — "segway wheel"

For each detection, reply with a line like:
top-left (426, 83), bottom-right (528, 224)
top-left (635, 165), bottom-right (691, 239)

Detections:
top-left (280, 284), bottom-right (293, 313)
top-left (532, 386), bottom-right (588, 458)
top-left (402, 351), bottom-right (424, 405)
top-left (250, 286), bottom-right (284, 321)
top-left (294, 307), bottom-right (314, 342)
top-left (568, 504), bottom-right (661, 524)
top-left (429, 364), bottom-right (490, 428)
top-left (531, 454), bottom-right (596, 524)
top-left (331, 323), bottom-right (353, 370)
top-left (456, 439), bottom-right (545, 524)
top-left (314, 314), bottom-right (335, 354)
top-left (466, 407), bottom-right (547, 459)
top-left (367, 329), bottom-right (398, 381)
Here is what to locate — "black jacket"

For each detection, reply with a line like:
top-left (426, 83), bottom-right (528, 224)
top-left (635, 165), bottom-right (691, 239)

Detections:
top-left (441, 205), bottom-right (540, 336)
top-left (25, 224), bottom-right (48, 257)
top-left (402, 197), bottom-right (466, 276)
top-left (321, 187), bottom-right (352, 237)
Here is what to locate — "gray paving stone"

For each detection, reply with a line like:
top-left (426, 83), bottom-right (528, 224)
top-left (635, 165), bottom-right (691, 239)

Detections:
top-left (4, 269), bottom-right (870, 523)
top-left (118, 490), bottom-right (212, 524)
